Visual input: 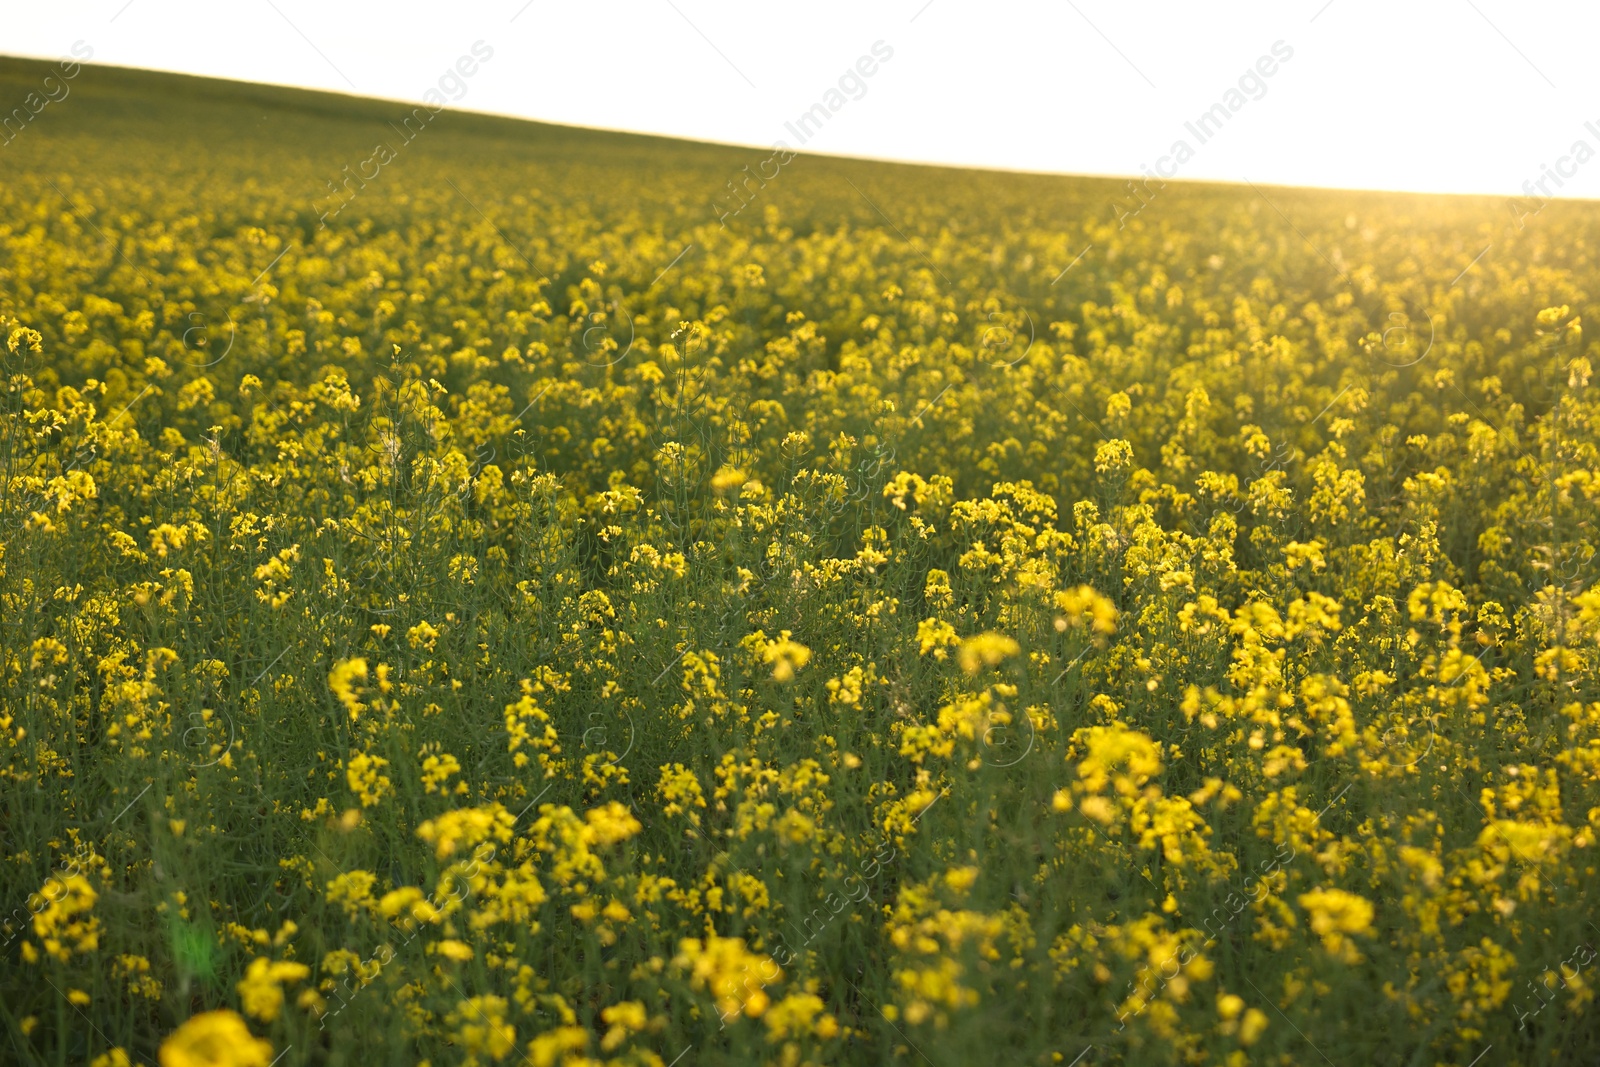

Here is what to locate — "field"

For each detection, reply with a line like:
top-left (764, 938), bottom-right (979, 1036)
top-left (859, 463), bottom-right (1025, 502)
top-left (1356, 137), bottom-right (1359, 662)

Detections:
top-left (2, 54), bottom-right (1599, 1067)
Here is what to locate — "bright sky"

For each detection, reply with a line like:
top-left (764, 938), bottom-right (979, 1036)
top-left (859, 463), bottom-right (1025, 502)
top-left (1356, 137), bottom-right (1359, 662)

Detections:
top-left (7, 0), bottom-right (1600, 200)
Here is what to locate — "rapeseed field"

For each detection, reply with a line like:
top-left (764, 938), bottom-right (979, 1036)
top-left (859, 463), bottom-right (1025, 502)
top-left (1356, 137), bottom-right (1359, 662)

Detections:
top-left (1, 57), bottom-right (1598, 1066)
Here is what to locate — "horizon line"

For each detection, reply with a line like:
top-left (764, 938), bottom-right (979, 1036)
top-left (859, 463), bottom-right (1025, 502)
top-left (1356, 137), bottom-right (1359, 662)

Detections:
top-left (1, 51), bottom-right (1594, 206)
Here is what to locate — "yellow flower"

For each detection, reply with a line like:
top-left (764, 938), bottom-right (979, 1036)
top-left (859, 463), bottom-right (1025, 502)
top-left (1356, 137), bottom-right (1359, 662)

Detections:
top-left (657, 763), bottom-right (707, 826)
top-left (345, 750), bottom-right (393, 808)
top-left (446, 995), bottom-right (516, 1064)
top-left (1093, 438), bottom-right (1134, 474)
top-left (957, 632), bottom-right (1019, 675)
top-left (30, 874), bottom-right (100, 962)
top-left (944, 866), bottom-right (979, 893)
top-left (1077, 795), bottom-right (1116, 824)
top-left (420, 751), bottom-right (461, 794)
top-left (599, 1000), bottom-right (648, 1050)
top-left (159, 1011), bottom-right (273, 1067)
top-left (433, 939), bottom-right (476, 961)
top-left (416, 804), bottom-right (515, 859)
top-left (406, 619), bottom-right (440, 651)
top-left (527, 1026), bottom-right (589, 1067)
top-left (1297, 888), bottom-right (1375, 962)
top-left (761, 630), bottom-right (812, 682)
top-left (325, 870), bottom-right (377, 918)
top-left (916, 618), bottom-right (959, 659)
top-left (236, 957), bottom-right (310, 1022)
top-left (1239, 1007), bottom-right (1269, 1045)
top-left (673, 934), bottom-right (780, 1020)
top-left (826, 665), bottom-right (864, 706)
top-left (327, 657), bottom-right (368, 719)
top-left (711, 465), bottom-right (747, 492)
top-left (378, 886), bottom-right (442, 928)
top-left (764, 992), bottom-right (838, 1041)
top-left (584, 801), bottom-right (642, 846)
top-left (1072, 724), bottom-right (1163, 796)
top-left (1053, 585), bottom-right (1119, 637)
top-left (1282, 539), bottom-right (1326, 572)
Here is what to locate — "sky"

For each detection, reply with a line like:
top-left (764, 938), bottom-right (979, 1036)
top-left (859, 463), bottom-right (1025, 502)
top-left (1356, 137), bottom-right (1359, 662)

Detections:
top-left (6, 0), bottom-right (1600, 200)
